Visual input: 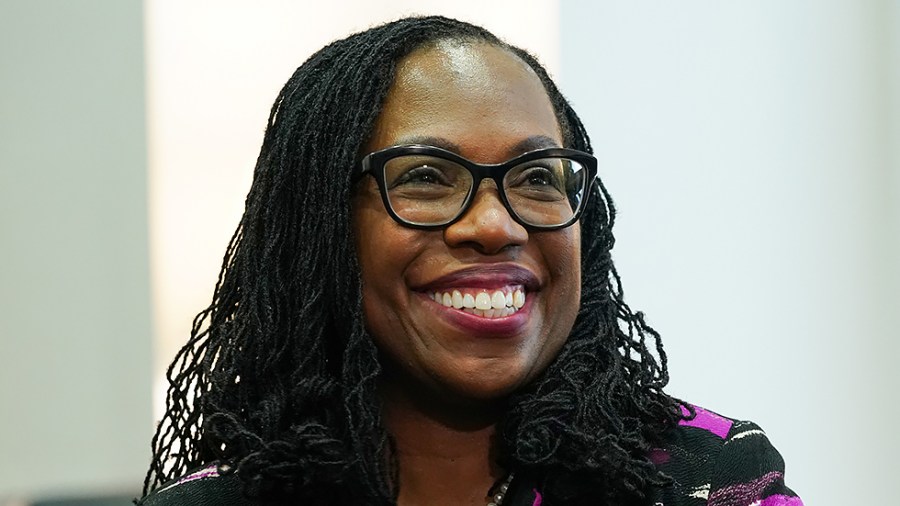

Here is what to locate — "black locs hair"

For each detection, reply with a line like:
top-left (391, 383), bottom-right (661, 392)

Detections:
top-left (144, 15), bottom-right (683, 505)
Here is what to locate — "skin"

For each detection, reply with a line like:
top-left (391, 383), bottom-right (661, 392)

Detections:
top-left (353, 41), bottom-right (582, 505)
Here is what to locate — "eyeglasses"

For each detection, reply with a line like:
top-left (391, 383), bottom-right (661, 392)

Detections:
top-left (357, 145), bottom-right (598, 231)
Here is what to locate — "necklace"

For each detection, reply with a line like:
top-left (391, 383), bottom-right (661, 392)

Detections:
top-left (487, 472), bottom-right (515, 506)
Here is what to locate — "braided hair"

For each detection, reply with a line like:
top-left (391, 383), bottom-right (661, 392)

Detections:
top-left (144, 15), bottom-right (683, 505)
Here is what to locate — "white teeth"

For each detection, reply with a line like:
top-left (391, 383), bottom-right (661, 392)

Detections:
top-left (464, 305), bottom-right (516, 319)
top-left (430, 287), bottom-right (528, 318)
top-left (451, 290), bottom-right (463, 309)
top-left (513, 289), bottom-right (525, 308)
top-left (475, 292), bottom-right (492, 310)
top-left (491, 290), bottom-right (506, 309)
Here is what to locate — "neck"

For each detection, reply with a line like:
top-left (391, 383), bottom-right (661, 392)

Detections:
top-left (379, 376), bottom-right (508, 506)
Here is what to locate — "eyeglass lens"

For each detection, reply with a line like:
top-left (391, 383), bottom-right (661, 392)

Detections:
top-left (382, 154), bottom-right (588, 227)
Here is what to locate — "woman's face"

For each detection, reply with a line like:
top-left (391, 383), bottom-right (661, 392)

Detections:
top-left (353, 41), bottom-right (581, 403)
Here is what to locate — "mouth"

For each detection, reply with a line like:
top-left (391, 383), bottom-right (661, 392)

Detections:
top-left (429, 285), bottom-right (526, 319)
top-left (416, 264), bottom-right (539, 321)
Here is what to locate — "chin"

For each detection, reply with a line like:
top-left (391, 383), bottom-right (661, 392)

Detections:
top-left (436, 366), bottom-right (533, 404)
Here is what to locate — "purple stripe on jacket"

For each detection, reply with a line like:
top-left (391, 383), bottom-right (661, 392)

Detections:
top-left (678, 405), bottom-right (734, 439)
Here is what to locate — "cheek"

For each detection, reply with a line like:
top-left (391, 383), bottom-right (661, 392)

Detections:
top-left (356, 231), bottom-right (403, 353)
top-left (548, 225), bottom-right (582, 284)
top-left (353, 197), bottom-right (423, 336)
top-left (354, 195), bottom-right (390, 329)
top-left (356, 224), bottom-right (420, 297)
top-left (354, 190), bottom-right (395, 286)
top-left (548, 226), bottom-right (582, 329)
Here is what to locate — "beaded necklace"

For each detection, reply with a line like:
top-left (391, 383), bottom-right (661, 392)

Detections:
top-left (487, 472), bottom-right (515, 506)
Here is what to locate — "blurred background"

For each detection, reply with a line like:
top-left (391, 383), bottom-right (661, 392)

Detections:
top-left (1, 1), bottom-right (897, 504)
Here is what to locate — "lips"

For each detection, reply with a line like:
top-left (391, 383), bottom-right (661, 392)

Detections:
top-left (415, 264), bottom-right (540, 292)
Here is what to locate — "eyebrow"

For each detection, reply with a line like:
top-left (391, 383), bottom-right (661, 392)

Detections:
top-left (391, 134), bottom-right (562, 157)
top-left (511, 135), bottom-right (562, 153)
top-left (393, 136), bottom-right (462, 153)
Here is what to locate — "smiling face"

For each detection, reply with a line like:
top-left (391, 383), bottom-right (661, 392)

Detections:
top-left (353, 41), bottom-right (581, 404)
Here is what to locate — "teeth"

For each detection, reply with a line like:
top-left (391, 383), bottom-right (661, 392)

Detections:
top-left (451, 290), bottom-right (463, 309)
top-left (491, 290), bottom-right (506, 309)
top-left (429, 287), bottom-right (527, 318)
top-left (513, 290), bottom-right (525, 308)
top-left (468, 306), bottom-right (515, 318)
top-left (475, 292), bottom-right (491, 310)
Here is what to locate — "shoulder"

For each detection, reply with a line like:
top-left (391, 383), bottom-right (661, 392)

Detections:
top-left (137, 463), bottom-right (253, 506)
top-left (650, 404), bottom-right (803, 506)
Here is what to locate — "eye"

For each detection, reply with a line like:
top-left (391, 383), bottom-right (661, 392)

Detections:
top-left (505, 160), bottom-right (569, 203)
top-left (522, 166), bottom-right (556, 186)
top-left (509, 165), bottom-right (560, 188)
top-left (385, 154), bottom-right (465, 189)
top-left (392, 165), bottom-right (453, 187)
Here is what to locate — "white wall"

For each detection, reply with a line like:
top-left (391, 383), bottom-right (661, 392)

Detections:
top-left (886, 4), bottom-right (900, 491)
top-left (883, 3), bottom-right (900, 462)
top-left (561, 2), bottom-right (898, 505)
top-left (0, 0), bottom-right (151, 500)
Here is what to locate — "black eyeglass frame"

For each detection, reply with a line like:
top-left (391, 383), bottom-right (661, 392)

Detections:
top-left (357, 144), bottom-right (599, 231)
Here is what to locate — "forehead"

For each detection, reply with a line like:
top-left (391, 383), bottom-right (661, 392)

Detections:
top-left (365, 41), bottom-right (562, 160)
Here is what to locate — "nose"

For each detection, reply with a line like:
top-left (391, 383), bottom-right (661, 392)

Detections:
top-left (443, 182), bottom-right (528, 255)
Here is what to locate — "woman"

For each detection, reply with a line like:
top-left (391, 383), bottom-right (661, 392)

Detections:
top-left (139, 16), bottom-right (801, 506)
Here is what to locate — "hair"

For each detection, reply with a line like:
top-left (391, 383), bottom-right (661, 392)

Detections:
top-left (144, 15), bottom-right (684, 505)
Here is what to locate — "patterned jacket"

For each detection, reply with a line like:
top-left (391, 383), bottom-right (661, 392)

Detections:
top-left (138, 405), bottom-right (802, 506)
